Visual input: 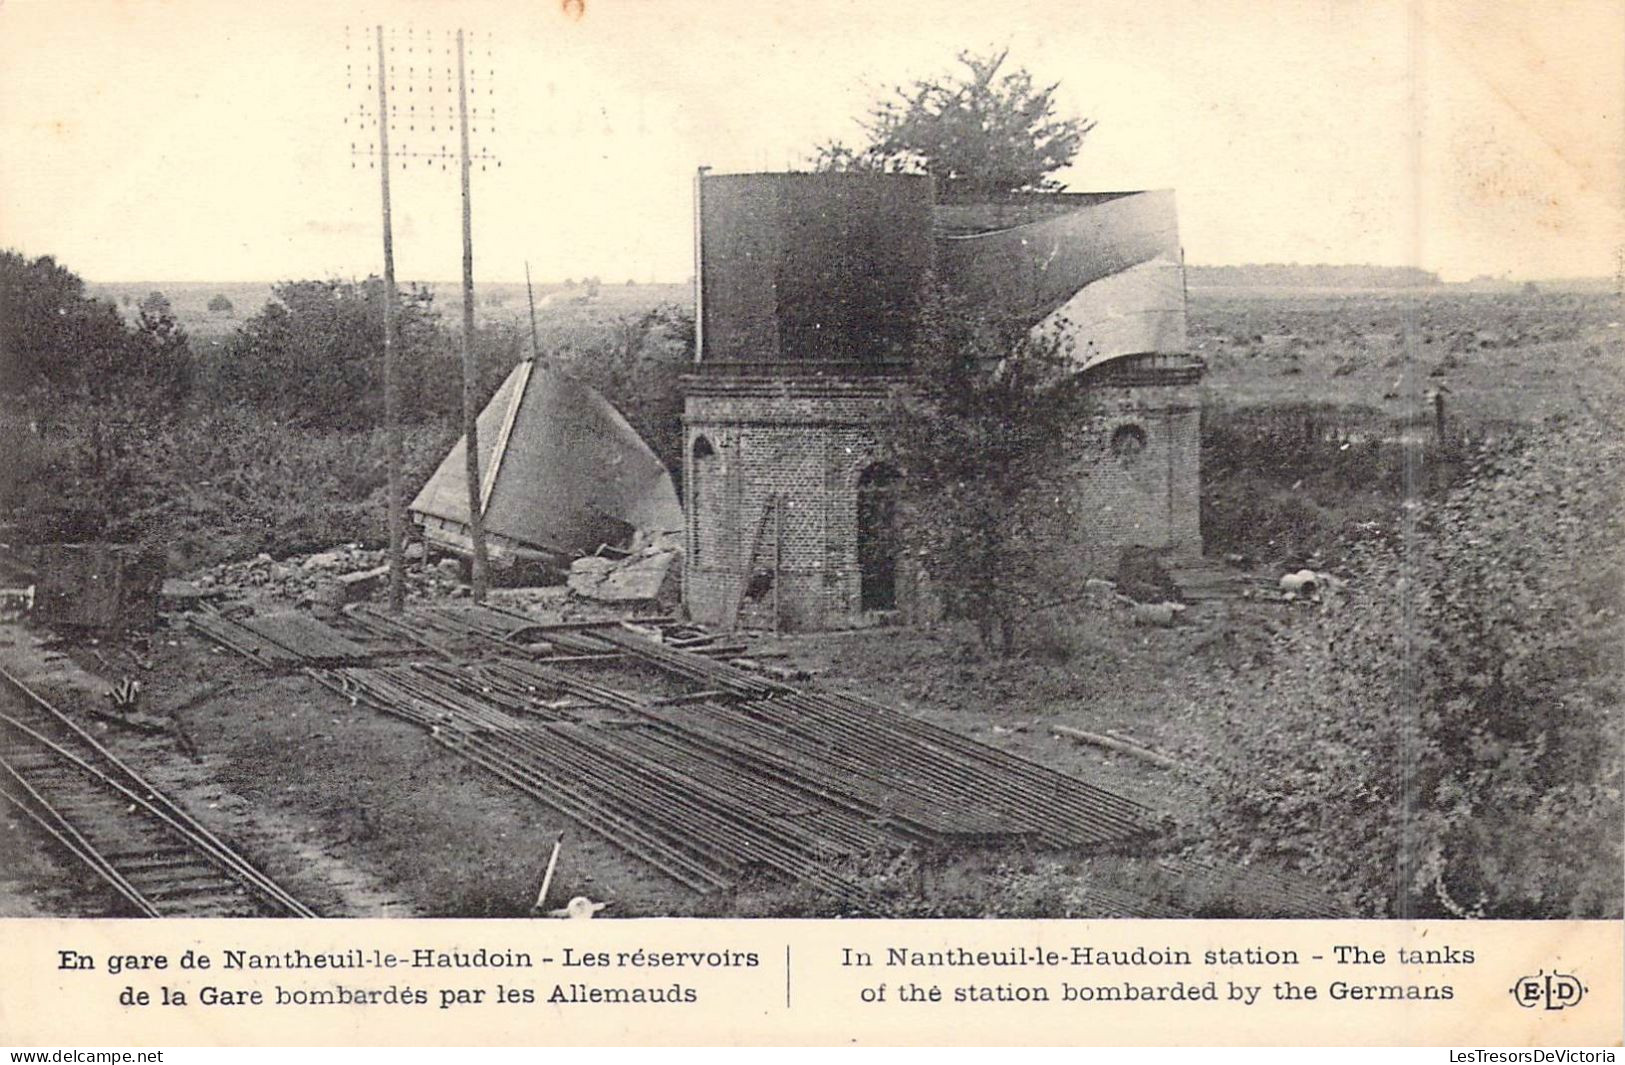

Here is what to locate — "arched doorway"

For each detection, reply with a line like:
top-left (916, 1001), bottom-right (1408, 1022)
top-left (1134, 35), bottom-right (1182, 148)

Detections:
top-left (690, 436), bottom-right (718, 563)
top-left (856, 463), bottom-right (900, 611)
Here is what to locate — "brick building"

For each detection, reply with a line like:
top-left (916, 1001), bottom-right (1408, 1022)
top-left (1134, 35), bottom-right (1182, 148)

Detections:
top-left (682, 172), bottom-right (1202, 631)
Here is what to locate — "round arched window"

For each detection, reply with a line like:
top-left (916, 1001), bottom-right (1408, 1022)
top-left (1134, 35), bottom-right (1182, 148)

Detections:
top-left (1110, 424), bottom-right (1148, 460)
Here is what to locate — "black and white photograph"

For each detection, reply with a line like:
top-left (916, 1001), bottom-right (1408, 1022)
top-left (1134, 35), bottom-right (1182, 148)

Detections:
top-left (1, 0), bottom-right (1620, 938)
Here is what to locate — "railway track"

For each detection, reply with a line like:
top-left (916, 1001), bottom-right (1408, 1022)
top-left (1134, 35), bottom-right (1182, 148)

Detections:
top-left (0, 664), bottom-right (316, 917)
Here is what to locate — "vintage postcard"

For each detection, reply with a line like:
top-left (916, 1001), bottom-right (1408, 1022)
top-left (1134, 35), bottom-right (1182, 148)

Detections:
top-left (0, 0), bottom-right (1620, 1049)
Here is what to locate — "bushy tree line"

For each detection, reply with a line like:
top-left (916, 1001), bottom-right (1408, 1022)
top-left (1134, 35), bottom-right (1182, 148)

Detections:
top-left (1190, 418), bottom-right (1623, 917)
top-left (4, 249), bottom-right (700, 443)
top-left (2, 251), bottom-right (193, 409)
top-left (204, 279), bottom-right (694, 449)
top-left (207, 279), bottom-right (452, 429)
top-left (1, 249), bottom-right (696, 554)
top-left (1186, 264), bottom-right (1441, 288)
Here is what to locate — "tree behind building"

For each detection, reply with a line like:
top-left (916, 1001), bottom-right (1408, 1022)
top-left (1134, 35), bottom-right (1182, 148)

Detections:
top-left (811, 48), bottom-right (1094, 196)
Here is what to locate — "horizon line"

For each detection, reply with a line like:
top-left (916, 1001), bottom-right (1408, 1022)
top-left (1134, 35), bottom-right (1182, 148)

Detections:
top-left (76, 269), bottom-right (1614, 287)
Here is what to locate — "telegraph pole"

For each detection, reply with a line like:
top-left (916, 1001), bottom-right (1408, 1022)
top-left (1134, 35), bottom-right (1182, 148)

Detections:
top-left (351, 25), bottom-right (497, 602)
top-left (525, 260), bottom-right (542, 362)
top-left (457, 27), bottom-right (492, 602)
top-left (375, 24), bottom-right (405, 613)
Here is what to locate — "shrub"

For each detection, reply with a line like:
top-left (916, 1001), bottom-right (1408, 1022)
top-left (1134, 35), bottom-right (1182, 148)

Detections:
top-left (1201, 402), bottom-right (1471, 567)
top-left (883, 284), bottom-right (1082, 653)
top-left (8, 402), bottom-right (455, 565)
top-left (209, 279), bottom-right (448, 429)
top-left (1193, 419), bottom-right (1623, 917)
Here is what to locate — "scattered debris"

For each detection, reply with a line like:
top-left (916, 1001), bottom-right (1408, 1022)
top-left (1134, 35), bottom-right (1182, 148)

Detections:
top-left (106, 677), bottom-right (141, 711)
top-left (319, 564), bottom-right (391, 606)
top-left (567, 536), bottom-right (681, 605)
top-left (548, 895), bottom-right (608, 919)
top-left (83, 676), bottom-right (169, 733)
top-left (1279, 569), bottom-right (1318, 598)
top-left (1052, 725), bottom-right (1186, 772)
top-left (1129, 601), bottom-right (1186, 628)
top-left (159, 578), bottom-right (222, 605)
top-left (1279, 569), bottom-right (1346, 602)
top-left (187, 542), bottom-right (464, 605)
top-left (1168, 562), bottom-right (1278, 602)
top-left (727, 657), bottom-right (811, 682)
top-left (0, 584), bottom-right (35, 621)
top-left (531, 831), bottom-right (566, 915)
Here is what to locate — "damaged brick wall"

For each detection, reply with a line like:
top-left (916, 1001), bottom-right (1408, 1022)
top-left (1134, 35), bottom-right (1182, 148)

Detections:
top-left (683, 375), bottom-right (917, 631)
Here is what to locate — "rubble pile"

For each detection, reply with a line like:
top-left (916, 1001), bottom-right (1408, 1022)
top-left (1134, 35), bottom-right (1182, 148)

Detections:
top-left (566, 532), bottom-right (683, 606)
top-left (186, 543), bottom-right (466, 605)
top-left (568, 533), bottom-right (682, 608)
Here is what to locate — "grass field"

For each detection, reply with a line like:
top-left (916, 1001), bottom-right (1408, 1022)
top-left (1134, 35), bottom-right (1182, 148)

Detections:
top-left (86, 277), bottom-right (1621, 431)
top-left (1191, 283), bottom-right (1622, 427)
top-left (88, 279), bottom-right (691, 340)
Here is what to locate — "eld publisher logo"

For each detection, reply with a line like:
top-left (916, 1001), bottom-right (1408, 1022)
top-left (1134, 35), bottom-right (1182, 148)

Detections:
top-left (1510, 970), bottom-right (1586, 1010)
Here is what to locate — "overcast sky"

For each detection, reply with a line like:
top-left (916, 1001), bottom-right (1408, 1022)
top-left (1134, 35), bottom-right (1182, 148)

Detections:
top-left (2, 0), bottom-right (1620, 283)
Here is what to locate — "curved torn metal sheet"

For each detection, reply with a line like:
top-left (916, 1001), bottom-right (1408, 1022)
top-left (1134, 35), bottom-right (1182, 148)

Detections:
top-left (936, 189), bottom-right (1187, 373)
top-left (1035, 257), bottom-right (1188, 370)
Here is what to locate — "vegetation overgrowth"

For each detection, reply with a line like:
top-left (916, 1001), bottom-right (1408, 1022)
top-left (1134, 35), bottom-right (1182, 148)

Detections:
top-left (2, 252), bottom-right (691, 565)
top-left (1188, 417), bottom-right (1623, 917)
top-left (883, 285), bottom-right (1084, 653)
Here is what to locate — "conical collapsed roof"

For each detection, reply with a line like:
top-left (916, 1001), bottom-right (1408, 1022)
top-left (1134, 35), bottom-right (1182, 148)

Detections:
top-left (410, 361), bottom-right (682, 557)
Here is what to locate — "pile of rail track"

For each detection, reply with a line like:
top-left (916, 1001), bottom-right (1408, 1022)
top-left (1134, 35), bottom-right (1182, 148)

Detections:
top-left (0, 664), bottom-right (315, 917)
top-left (191, 602), bottom-right (1156, 909)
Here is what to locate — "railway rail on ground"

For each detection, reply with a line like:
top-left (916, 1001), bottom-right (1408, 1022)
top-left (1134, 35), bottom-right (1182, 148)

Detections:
top-left (0, 663), bottom-right (316, 918)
